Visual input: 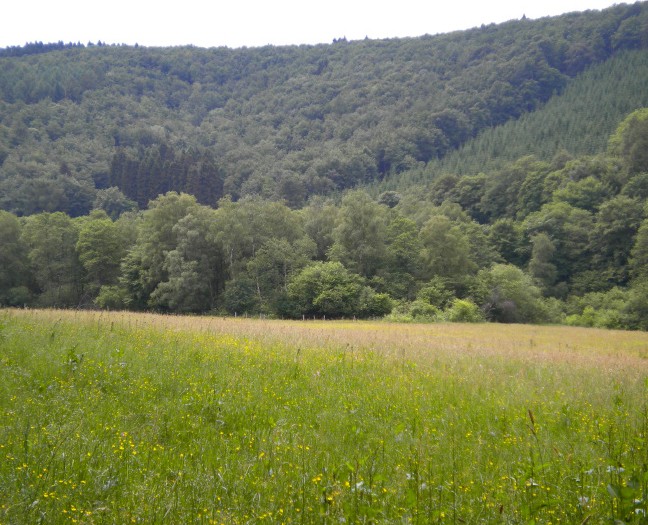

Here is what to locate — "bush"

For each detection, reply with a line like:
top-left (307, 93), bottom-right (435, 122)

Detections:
top-left (288, 262), bottom-right (395, 319)
top-left (359, 291), bottom-right (394, 318)
top-left (622, 279), bottom-right (648, 330)
top-left (473, 264), bottom-right (547, 323)
top-left (542, 297), bottom-right (566, 324)
top-left (417, 277), bottom-right (455, 309)
top-left (96, 285), bottom-right (128, 310)
top-left (384, 300), bottom-right (441, 323)
top-left (444, 299), bottom-right (484, 323)
top-left (565, 287), bottom-right (628, 328)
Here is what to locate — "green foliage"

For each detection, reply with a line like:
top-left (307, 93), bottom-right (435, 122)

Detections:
top-left (246, 237), bottom-right (316, 314)
top-left (385, 216), bottom-right (421, 272)
top-left (420, 49), bottom-right (648, 179)
top-left (419, 215), bottom-right (476, 284)
top-left (2, 5), bottom-right (648, 214)
top-left (378, 190), bottom-right (401, 208)
top-left (545, 156), bottom-right (626, 197)
top-left (289, 262), bottom-right (360, 318)
top-left (21, 212), bottom-right (82, 306)
top-left (0, 210), bottom-right (30, 305)
top-left (565, 287), bottom-right (629, 329)
top-left (608, 107), bottom-right (648, 174)
top-left (552, 176), bottom-right (612, 211)
top-left (629, 217), bottom-right (648, 281)
top-left (444, 298), bottom-right (484, 323)
top-left (119, 192), bottom-right (201, 309)
top-left (358, 289), bottom-right (394, 318)
top-left (1, 80), bottom-right (648, 327)
top-left (385, 300), bottom-right (440, 323)
top-left (300, 198), bottom-right (339, 261)
top-left (622, 172), bottom-right (648, 200)
top-left (528, 233), bottom-right (558, 295)
top-left (149, 255), bottom-right (212, 313)
top-left (76, 210), bottom-right (126, 298)
top-left (488, 218), bottom-right (526, 266)
top-left (473, 264), bottom-right (547, 323)
top-left (523, 201), bottom-right (594, 288)
top-left (95, 284), bottom-right (129, 310)
top-left (478, 156), bottom-right (552, 221)
top-left (3, 311), bottom-right (648, 522)
top-left (93, 187), bottom-right (137, 219)
top-left (408, 299), bottom-right (441, 320)
top-left (329, 191), bottom-right (387, 278)
top-left (149, 206), bottom-right (225, 313)
top-left (589, 195), bottom-right (644, 284)
top-left (222, 277), bottom-right (260, 316)
top-left (109, 144), bottom-right (225, 208)
top-left (416, 277), bottom-right (455, 310)
top-left (287, 261), bottom-right (387, 319)
top-left (450, 172), bottom-right (489, 222)
top-left (622, 278), bottom-right (648, 330)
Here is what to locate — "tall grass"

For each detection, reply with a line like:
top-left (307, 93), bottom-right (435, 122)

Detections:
top-left (1, 309), bottom-right (647, 523)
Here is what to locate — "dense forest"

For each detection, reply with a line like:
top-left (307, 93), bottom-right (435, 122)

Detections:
top-left (1, 2), bottom-right (648, 329)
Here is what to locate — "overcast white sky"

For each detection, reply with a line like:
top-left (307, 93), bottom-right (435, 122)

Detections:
top-left (1, 0), bottom-right (622, 49)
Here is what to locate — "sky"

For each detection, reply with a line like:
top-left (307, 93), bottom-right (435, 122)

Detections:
top-left (1, 0), bottom-right (622, 49)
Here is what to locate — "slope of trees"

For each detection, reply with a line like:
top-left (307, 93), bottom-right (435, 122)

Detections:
top-left (2, 4), bottom-right (648, 329)
top-left (1, 108), bottom-right (648, 329)
top-left (393, 49), bottom-right (648, 182)
top-left (1, 3), bottom-right (648, 214)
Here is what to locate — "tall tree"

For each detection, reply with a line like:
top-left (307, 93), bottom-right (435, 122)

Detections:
top-left (488, 218), bottom-right (526, 266)
top-left (76, 210), bottom-right (126, 299)
top-left (120, 192), bottom-right (200, 309)
top-left (149, 206), bottom-right (226, 313)
top-left (0, 211), bottom-right (30, 305)
top-left (93, 187), bottom-right (137, 220)
top-left (214, 196), bottom-right (304, 279)
top-left (329, 191), bottom-right (387, 278)
top-left (418, 215), bottom-right (476, 285)
top-left (523, 201), bottom-right (594, 289)
top-left (382, 215), bottom-right (423, 299)
top-left (288, 262), bottom-right (364, 318)
top-left (301, 198), bottom-right (339, 261)
top-left (528, 232), bottom-right (558, 295)
top-left (479, 156), bottom-right (549, 221)
top-left (608, 107), bottom-right (648, 174)
top-left (629, 217), bottom-right (648, 282)
top-left (21, 212), bottom-right (82, 306)
top-left (246, 237), bottom-right (316, 315)
top-left (589, 195), bottom-right (644, 284)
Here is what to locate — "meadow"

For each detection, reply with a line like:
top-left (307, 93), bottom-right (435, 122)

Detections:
top-left (1, 309), bottom-right (647, 524)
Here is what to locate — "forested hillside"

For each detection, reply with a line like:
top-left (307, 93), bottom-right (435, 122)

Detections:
top-left (1, 2), bottom-right (648, 213)
top-left (2, 3), bottom-right (648, 329)
top-left (386, 48), bottom-right (648, 185)
top-left (2, 105), bottom-right (648, 328)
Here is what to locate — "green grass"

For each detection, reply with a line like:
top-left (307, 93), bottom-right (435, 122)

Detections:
top-left (1, 310), bottom-right (647, 524)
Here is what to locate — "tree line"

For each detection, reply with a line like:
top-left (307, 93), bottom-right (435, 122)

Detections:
top-left (1, 109), bottom-right (648, 329)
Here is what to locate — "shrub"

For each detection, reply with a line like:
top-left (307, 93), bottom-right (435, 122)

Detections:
top-left (96, 285), bottom-right (128, 310)
top-left (445, 298), bottom-right (484, 323)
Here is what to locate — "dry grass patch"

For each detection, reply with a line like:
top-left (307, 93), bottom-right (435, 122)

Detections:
top-left (10, 308), bottom-right (647, 374)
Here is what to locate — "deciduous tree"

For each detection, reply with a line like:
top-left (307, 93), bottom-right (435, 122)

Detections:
top-left (22, 212), bottom-right (82, 306)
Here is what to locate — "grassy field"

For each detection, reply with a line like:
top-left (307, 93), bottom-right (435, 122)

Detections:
top-left (1, 309), bottom-right (647, 524)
